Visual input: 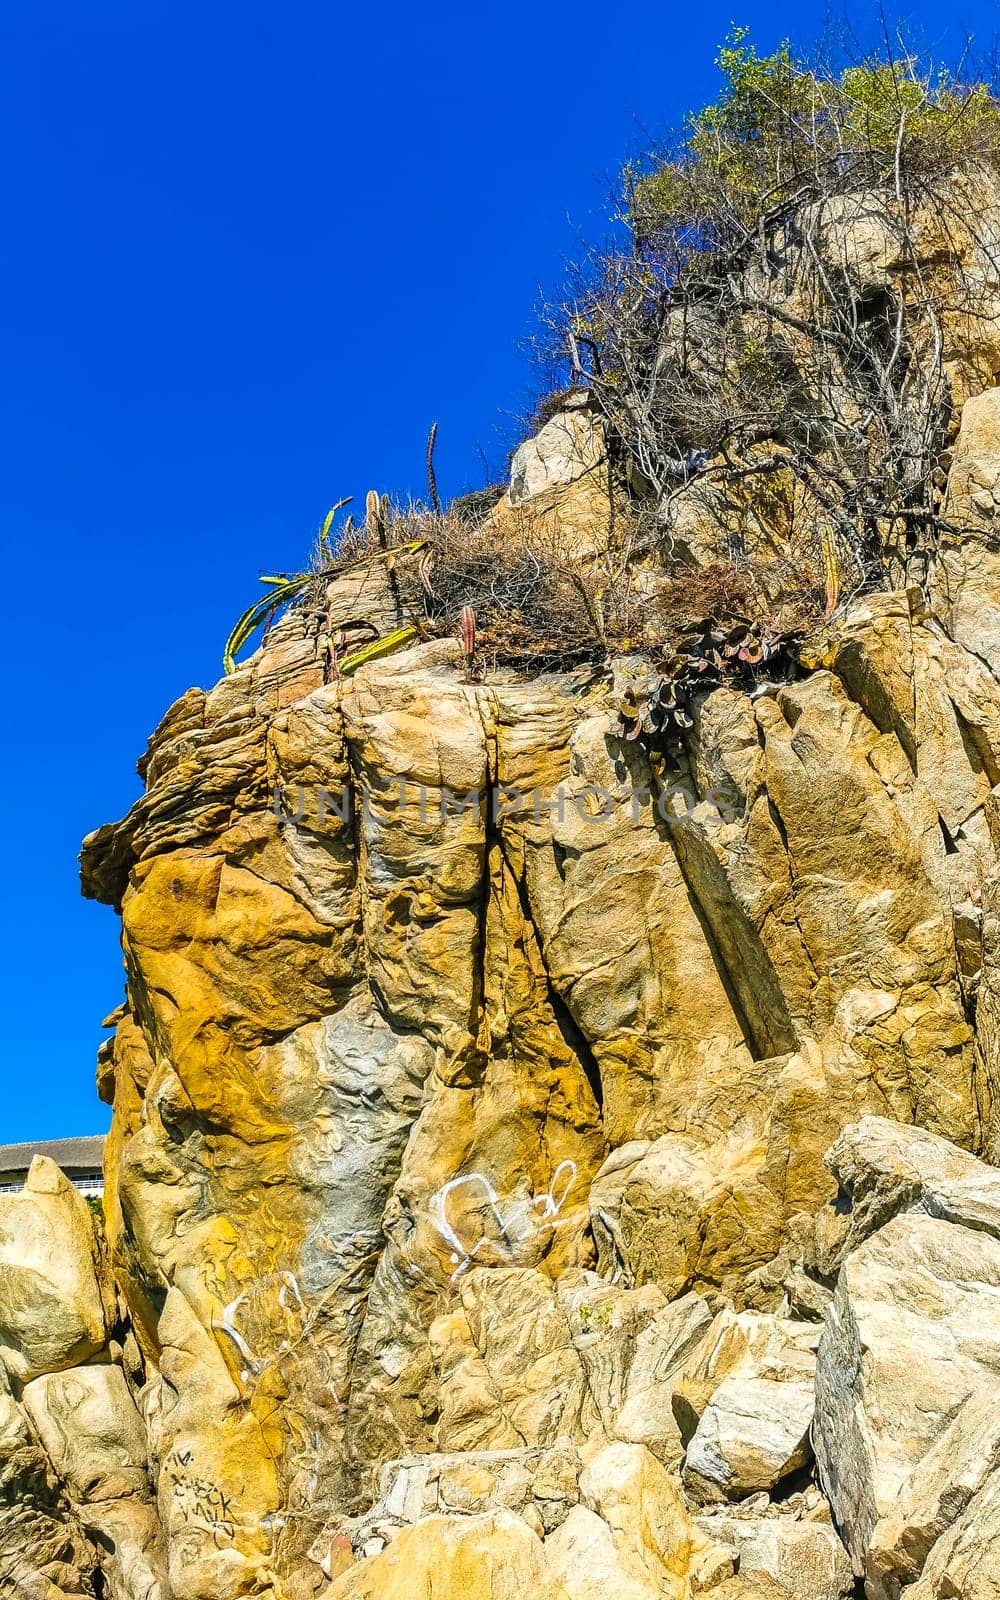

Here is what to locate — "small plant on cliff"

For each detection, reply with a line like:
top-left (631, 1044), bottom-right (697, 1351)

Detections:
top-left (222, 495), bottom-right (427, 675)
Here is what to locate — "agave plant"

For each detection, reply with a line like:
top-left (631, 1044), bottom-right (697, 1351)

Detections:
top-left (223, 493), bottom-right (430, 676)
top-left (223, 573), bottom-right (313, 676)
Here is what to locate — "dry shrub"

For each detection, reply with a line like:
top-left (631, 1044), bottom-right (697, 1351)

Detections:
top-left (425, 517), bottom-right (598, 665)
top-left (548, 32), bottom-right (1000, 601)
top-left (299, 500), bottom-right (612, 670)
top-left (299, 489), bottom-right (823, 686)
top-left (646, 558), bottom-right (826, 650)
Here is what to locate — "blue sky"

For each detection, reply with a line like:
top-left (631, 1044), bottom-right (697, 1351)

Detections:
top-left (1, 0), bottom-right (994, 1140)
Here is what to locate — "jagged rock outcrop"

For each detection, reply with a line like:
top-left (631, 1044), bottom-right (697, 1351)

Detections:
top-left (56, 375), bottom-right (1000, 1591)
top-left (12, 170), bottom-right (1000, 1595)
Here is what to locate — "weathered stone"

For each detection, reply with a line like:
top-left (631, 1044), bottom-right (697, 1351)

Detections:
top-left (498, 392), bottom-right (613, 559)
top-left (545, 1504), bottom-right (665, 1600)
top-left (814, 1212), bottom-right (1000, 1570)
top-left (22, 1364), bottom-right (150, 1504)
top-left (697, 1501), bottom-right (854, 1600)
top-left (977, 874), bottom-right (1000, 1160)
top-left (433, 1267), bottom-right (599, 1452)
top-left (325, 1509), bottom-right (568, 1599)
top-left (684, 1375), bottom-right (814, 1503)
top-left (0, 1158), bottom-right (112, 1382)
top-left (326, 1440), bottom-right (582, 1549)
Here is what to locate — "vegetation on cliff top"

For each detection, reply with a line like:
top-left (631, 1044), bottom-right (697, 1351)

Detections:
top-left (226, 31), bottom-right (1000, 742)
top-left (560, 31), bottom-right (1000, 585)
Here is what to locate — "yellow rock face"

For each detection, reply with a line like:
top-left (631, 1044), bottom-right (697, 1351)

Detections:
top-left (326, 1510), bottom-right (570, 1600)
top-left (59, 372), bottom-right (1000, 1594)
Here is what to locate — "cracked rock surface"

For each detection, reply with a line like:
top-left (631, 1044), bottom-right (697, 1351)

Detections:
top-left (12, 367), bottom-right (1000, 1593)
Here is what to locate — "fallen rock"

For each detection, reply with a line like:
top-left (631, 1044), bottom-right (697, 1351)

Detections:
top-left (325, 1509), bottom-right (569, 1599)
top-left (814, 1210), bottom-right (1000, 1570)
top-left (684, 1375), bottom-right (814, 1502)
top-left (823, 1114), bottom-right (1000, 1268)
top-left (671, 1310), bottom-right (818, 1445)
top-left (546, 1504), bottom-right (670, 1600)
top-left (22, 1363), bottom-right (150, 1503)
top-left (547, 1500), bottom-right (784, 1600)
top-left (577, 1442), bottom-right (733, 1596)
top-left (698, 1499), bottom-right (854, 1600)
top-left (0, 1157), bottom-right (112, 1382)
top-left (608, 1292), bottom-right (713, 1465)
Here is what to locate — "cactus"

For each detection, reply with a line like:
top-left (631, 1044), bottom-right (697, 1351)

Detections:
top-left (338, 626), bottom-right (419, 676)
top-left (318, 496), bottom-right (352, 560)
top-left (426, 421), bottom-right (441, 515)
top-left (365, 490), bottom-right (391, 549)
top-left (223, 574), bottom-right (312, 675)
top-left (459, 605), bottom-right (476, 667)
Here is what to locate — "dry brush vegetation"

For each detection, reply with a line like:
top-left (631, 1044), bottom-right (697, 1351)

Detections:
top-left (225, 31), bottom-right (1000, 744)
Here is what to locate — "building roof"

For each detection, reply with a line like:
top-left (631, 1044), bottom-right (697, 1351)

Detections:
top-left (0, 1135), bottom-right (106, 1173)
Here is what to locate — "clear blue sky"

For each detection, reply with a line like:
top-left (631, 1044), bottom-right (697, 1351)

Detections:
top-left (1, 0), bottom-right (992, 1141)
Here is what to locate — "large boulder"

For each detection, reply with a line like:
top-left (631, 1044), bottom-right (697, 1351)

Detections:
top-left (684, 1375), bottom-right (815, 1503)
top-left (865, 1386), bottom-right (1000, 1598)
top-left (325, 1509), bottom-right (568, 1600)
top-left (22, 1363), bottom-right (150, 1503)
top-left (22, 1362), bottom-right (168, 1600)
top-left (545, 1504), bottom-right (668, 1600)
top-left (814, 1211), bottom-right (1000, 1570)
top-left (904, 1467), bottom-right (1000, 1599)
top-left (507, 392), bottom-right (605, 507)
top-left (670, 1311), bottom-right (818, 1442)
top-left (672, 1311), bottom-right (818, 1504)
top-left (0, 1157), bottom-right (112, 1382)
top-left (575, 1442), bottom-right (733, 1597)
top-left (697, 1499), bottom-right (854, 1600)
top-left (822, 1114), bottom-right (1000, 1267)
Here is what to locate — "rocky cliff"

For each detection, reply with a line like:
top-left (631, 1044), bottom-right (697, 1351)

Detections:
top-left (11, 140), bottom-right (1000, 1600)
